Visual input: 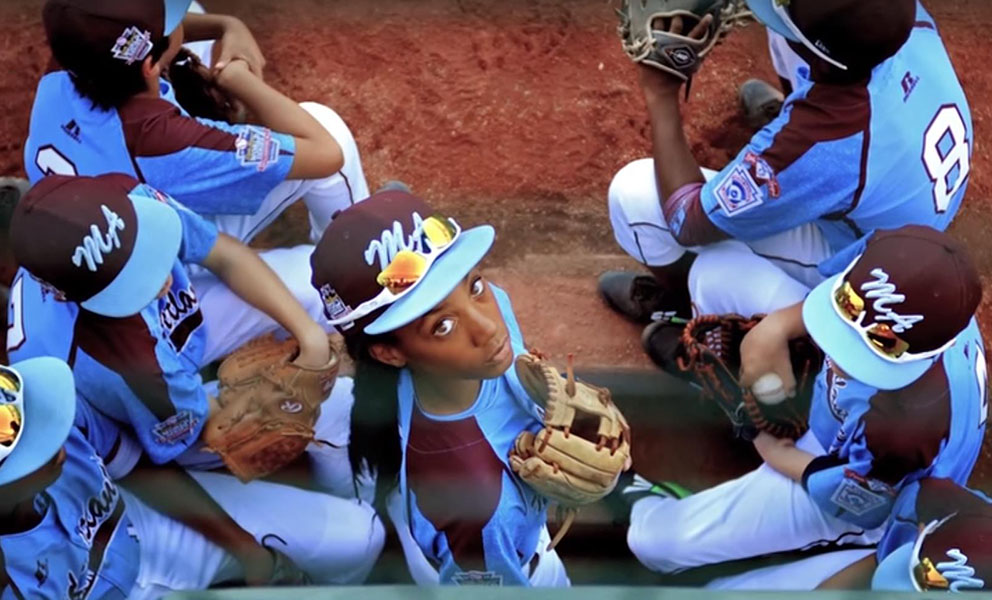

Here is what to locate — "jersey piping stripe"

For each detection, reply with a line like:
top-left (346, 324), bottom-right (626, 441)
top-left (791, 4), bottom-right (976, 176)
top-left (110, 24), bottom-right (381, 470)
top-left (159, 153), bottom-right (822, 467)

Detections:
top-left (752, 252), bottom-right (820, 270)
top-left (77, 497), bottom-right (126, 600)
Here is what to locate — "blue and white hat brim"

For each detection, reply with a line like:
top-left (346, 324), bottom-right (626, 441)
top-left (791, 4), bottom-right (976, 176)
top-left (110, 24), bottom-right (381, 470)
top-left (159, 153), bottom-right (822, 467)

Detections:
top-left (872, 542), bottom-right (921, 591)
top-left (0, 358), bottom-right (77, 487)
top-left (80, 191), bottom-right (182, 318)
top-left (365, 226), bottom-right (495, 335)
top-left (164, 0), bottom-right (194, 35)
top-left (803, 273), bottom-right (934, 391)
top-left (745, 0), bottom-right (800, 42)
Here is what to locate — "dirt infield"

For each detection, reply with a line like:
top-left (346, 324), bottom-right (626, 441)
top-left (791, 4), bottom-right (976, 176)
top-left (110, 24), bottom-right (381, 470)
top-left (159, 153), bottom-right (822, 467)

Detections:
top-left (0, 0), bottom-right (990, 497)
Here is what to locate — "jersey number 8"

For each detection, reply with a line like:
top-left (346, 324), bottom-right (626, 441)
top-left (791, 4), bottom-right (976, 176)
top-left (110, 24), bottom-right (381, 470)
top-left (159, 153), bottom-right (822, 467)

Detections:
top-left (923, 105), bottom-right (970, 213)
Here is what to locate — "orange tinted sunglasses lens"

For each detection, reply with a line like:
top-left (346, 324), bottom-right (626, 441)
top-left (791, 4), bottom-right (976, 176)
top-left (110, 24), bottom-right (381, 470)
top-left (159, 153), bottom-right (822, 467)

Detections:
top-left (834, 281), bottom-right (865, 321)
top-left (376, 251), bottom-right (428, 295)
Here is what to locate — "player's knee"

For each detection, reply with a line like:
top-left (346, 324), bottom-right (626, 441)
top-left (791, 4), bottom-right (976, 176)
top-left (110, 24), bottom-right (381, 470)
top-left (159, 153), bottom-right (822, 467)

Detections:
top-left (607, 159), bottom-right (655, 221)
top-left (626, 521), bottom-right (689, 574)
top-left (309, 501), bottom-right (386, 584)
top-left (299, 102), bottom-right (360, 161)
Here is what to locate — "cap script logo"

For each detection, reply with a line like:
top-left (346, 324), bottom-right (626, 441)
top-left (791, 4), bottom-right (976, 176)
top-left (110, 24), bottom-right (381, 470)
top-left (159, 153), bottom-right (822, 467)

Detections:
top-left (364, 212), bottom-right (431, 270)
top-left (72, 205), bottom-right (125, 272)
top-left (860, 269), bottom-right (924, 333)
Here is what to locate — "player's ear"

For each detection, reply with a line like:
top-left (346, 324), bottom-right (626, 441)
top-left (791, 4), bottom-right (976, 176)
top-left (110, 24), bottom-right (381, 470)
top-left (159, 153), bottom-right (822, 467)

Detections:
top-left (141, 55), bottom-right (160, 81)
top-left (368, 342), bottom-right (407, 369)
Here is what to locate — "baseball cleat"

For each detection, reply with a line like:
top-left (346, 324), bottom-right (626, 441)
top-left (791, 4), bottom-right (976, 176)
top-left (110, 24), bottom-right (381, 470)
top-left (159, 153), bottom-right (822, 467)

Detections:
top-left (375, 180), bottom-right (412, 195)
top-left (598, 271), bottom-right (671, 323)
top-left (739, 78), bottom-right (785, 130)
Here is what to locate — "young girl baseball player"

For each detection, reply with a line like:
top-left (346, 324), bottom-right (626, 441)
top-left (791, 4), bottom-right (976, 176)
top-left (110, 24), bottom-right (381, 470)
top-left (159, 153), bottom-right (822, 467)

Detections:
top-left (309, 189), bottom-right (571, 586)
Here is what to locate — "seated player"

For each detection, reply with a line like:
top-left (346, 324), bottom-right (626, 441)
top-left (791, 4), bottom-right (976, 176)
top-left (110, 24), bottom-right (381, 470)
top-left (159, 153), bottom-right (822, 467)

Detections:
top-left (27, 0), bottom-right (370, 354)
top-left (308, 190), bottom-right (571, 586)
top-left (0, 357), bottom-right (383, 598)
top-left (600, 0), bottom-right (972, 367)
top-left (9, 175), bottom-right (362, 523)
top-left (624, 226), bottom-right (986, 574)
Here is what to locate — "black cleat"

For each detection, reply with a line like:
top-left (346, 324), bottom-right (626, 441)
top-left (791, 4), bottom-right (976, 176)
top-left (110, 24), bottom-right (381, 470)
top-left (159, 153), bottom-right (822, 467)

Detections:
top-left (598, 271), bottom-right (685, 324)
top-left (739, 78), bottom-right (785, 131)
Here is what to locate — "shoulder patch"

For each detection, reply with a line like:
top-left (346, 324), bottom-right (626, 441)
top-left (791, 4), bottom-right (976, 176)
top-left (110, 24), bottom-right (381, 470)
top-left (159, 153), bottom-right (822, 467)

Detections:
top-left (714, 162), bottom-right (764, 216)
top-left (235, 126), bottom-right (281, 172)
top-left (152, 410), bottom-right (198, 445)
top-left (830, 471), bottom-right (892, 516)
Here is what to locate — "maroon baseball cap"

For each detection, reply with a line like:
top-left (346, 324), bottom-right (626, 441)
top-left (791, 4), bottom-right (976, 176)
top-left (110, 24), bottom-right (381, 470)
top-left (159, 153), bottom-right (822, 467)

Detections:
top-left (803, 225), bottom-right (981, 390)
top-left (43, 0), bottom-right (192, 76)
top-left (11, 174), bottom-right (182, 317)
top-left (310, 190), bottom-right (495, 336)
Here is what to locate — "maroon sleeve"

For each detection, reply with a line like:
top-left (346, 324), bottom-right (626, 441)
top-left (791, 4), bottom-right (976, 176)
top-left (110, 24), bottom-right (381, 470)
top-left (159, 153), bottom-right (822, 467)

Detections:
top-left (916, 478), bottom-right (992, 524)
top-left (74, 310), bottom-right (177, 421)
top-left (663, 182), bottom-right (731, 247)
top-left (864, 362), bottom-right (951, 485)
top-left (118, 97), bottom-right (238, 159)
top-left (405, 411), bottom-right (505, 571)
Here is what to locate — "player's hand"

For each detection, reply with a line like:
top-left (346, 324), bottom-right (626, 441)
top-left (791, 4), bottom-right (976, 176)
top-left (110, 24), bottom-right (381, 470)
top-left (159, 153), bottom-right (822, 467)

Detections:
top-left (739, 310), bottom-right (798, 398)
top-left (637, 14), bottom-right (714, 101)
top-left (293, 325), bottom-right (332, 370)
top-left (211, 17), bottom-right (266, 79)
top-left (237, 544), bottom-right (277, 586)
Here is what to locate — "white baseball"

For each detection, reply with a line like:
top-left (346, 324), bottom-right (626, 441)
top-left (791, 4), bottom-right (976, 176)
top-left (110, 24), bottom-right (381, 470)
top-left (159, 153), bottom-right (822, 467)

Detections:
top-left (752, 373), bottom-right (787, 405)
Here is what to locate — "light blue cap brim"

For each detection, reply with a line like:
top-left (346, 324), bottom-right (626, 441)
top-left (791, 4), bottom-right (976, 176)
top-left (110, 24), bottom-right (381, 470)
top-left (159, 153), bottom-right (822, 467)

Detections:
top-left (365, 225), bottom-right (495, 335)
top-left (872, 542), bottom-right (920, 591)
top-left (745, 0), bottom-right (800, 41)
top-left (803, 274), bottom-right (933, 391)
top-left (164, 0), bottom-right (194, 35)
top-left (80, 192), bottom-right (182, 318)
top-left (0, 358), bottom-right (76, 487)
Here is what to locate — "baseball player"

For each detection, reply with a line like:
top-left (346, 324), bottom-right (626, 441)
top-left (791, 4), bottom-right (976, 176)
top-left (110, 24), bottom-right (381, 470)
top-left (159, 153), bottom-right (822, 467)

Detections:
top-left (624, 226), bottom-right (986, 576)
top-left (26, 0), bottom-right (370, 356)
top-left (601, 0), bottom-right (972, 365)
top-left (0, 357), bottom-right (384, 598)
top-left (308, 190), bottom-right (571, 586)
top-left (8, 175), bottom-right (357, 501)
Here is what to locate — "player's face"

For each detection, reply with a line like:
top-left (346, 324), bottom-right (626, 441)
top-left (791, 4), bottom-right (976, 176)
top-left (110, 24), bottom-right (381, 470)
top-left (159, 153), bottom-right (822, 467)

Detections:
top-left (389, 269), bottom-right (513, 380)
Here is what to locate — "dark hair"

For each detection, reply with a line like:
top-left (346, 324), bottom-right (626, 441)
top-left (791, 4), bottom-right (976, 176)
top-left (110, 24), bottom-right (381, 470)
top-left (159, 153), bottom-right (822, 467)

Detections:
top-left (57, 35), bottom-right (172, 111)
top-left (345, 330), bottom-right (403, 510)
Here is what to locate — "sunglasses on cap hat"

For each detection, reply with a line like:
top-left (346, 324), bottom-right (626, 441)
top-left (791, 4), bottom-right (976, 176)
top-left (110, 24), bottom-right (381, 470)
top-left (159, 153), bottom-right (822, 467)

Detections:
top-left (831, 256), bottom-right (956, 363)
top-left (0, 366), bottom-right (25, 468)
top-left (326, 213), bottom-right (461, 327)
top-left (909, 514), bottom-right (986, 592)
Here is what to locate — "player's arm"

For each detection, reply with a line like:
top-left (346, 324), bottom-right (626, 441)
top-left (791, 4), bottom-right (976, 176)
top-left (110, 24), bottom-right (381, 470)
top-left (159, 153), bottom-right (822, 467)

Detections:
top-left (119, 457), bottom-right (285, 585)
top-left (752, 431), bottom-right (815, 481)
top-left (816, 554), bottom-right (877, 590)
top-left (740, 302), bottom-right (807, 395)
top-left (200, 233), bottom-right (330, 369)
top-left (214, 60), bottom-right (342, 179)
top-left (181, 13), bottom-right (265, 75)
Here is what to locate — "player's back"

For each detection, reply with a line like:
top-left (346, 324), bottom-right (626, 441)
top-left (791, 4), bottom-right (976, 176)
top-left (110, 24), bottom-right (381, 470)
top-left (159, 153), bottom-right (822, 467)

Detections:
top-left (6, 267), bottom-right (78, 364)
top-left (23, 71), bottom-right (137, 182)
top-left (822, 4), bottom-right (972, 244)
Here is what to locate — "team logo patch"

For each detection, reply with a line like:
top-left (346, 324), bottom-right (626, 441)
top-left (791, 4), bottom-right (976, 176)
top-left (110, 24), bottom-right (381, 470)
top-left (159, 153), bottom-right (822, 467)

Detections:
top-left (152, 410), bottom-right (199, 445)
top-left (111, 26), bottom-right (153, 65)
top-left (319, 284), bottom-right (353, 328)
top-left (743, 151), bottom-right (781, 198)
top-left (235, 126), bottom-right (281, 172)
top-left (830, 471), bottom-right (892, 516)
top-left (714, 163), bottom-right (764, 216)
top-left (452, 571), bottom-right (504, 586)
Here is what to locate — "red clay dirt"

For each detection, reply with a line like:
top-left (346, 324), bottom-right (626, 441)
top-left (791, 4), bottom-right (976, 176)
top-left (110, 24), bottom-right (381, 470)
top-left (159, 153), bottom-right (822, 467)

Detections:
top-left (0, 0), bottom-right (990, 491)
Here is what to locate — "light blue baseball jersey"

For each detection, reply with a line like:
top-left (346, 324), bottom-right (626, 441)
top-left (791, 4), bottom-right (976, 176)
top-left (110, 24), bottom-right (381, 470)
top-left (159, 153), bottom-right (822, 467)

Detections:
top-left (24, 71), bottom-right (294, 216)
top-left (397, 285), bottom-right (551, 586)
top-left (0, 400), bottom-right (142, 600)
top-left (11, 184), bottom-right (219, 466)
top-left (696, 3), bottom-right (970, 253)
top-left (802, 318), bottom-right (987, 530)
top-left (6, 269), bottom-right (79, 364)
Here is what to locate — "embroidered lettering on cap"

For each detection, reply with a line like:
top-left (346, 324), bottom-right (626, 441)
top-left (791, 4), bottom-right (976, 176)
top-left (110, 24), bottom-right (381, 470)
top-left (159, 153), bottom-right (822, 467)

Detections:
top-left (937, 549), bottom-right (985, 592)
top-left (72, 205), bottom-right (126, 272)
top-left (860, 269), bottom-right (924, 333)
top-left (364, 213), bottom-right (431, 270)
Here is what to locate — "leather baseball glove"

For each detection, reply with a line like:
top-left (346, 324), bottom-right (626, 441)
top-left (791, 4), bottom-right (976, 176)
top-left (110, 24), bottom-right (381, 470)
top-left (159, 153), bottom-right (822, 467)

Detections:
top-left (202, 335), bottom-right (340, 482)
top-left (509, 353), bottom-right (631, 549)
top-left (167, 48), bottom-right (247, 123)
top-left (617, 0), bottom-right (751, 88)
top-left (676, 314), bottom-right (824, 441)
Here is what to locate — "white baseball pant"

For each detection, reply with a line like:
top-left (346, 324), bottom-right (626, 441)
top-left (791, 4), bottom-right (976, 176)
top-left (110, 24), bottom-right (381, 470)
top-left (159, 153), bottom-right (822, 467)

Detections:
top-left (122, 471), bottom-right (385, 599)
top-left (705, 549), bottom-right (874, 591)
top-left (626, 431), bottom-right (884, 574)
top-left (607, 159), bottom-right (833, 317)
top-left (384, 488), bottom-right (571, 587)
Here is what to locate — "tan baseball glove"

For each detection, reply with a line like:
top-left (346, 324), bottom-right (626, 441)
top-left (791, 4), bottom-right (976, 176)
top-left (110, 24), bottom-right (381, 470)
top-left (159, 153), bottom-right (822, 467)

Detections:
top-left (202, 335), bottom-right (340, 482)
top-left (509, 353), bottom-right (631, 548)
